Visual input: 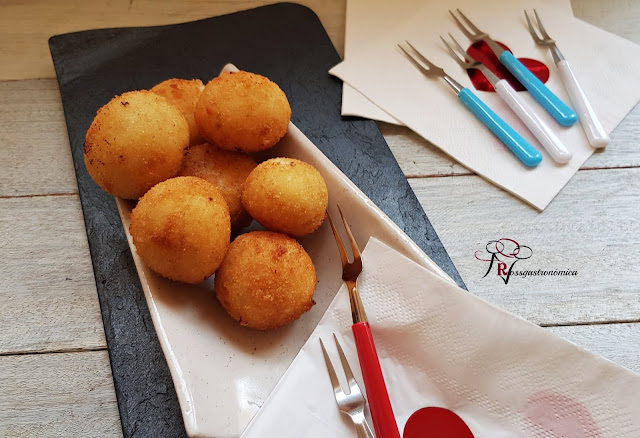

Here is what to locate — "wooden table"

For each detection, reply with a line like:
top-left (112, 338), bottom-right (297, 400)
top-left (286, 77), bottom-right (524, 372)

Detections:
top-left (1, 1), bottom-right (638, 436)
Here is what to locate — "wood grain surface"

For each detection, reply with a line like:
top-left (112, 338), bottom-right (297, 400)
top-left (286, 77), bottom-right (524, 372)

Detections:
top-left (0, 80), bottom-right (78, 196)
top-left (409, 168), bottom-right (640, 325)
top-left (0, 0), bottom-right (346, 81)
top-left (1, 0), bottom-right (639, 436)
top-left (0, 195), bottom-right (106, 354)
top-left (0, 351), bottom-right (122, 437)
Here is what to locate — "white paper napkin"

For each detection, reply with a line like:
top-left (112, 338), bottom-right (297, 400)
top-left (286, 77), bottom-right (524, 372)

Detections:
top-left (241, 237), bottom-right (639, 437)
top-left (341, 0), bottom-right (574, 125)
top-left (330, 0), bottom-right (640, 210)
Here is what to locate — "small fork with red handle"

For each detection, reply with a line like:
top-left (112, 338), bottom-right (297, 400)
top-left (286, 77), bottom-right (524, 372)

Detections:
top-left (327, 205), bottom-right (400, 438)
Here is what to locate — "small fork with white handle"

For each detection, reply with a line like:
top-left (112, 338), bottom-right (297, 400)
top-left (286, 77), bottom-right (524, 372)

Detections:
top-left (320, 335), bottom-right (375, 438)
top-left (442, 34), bottom-right (573, 163)
top-left (525, 9), bottom-right (609, 148)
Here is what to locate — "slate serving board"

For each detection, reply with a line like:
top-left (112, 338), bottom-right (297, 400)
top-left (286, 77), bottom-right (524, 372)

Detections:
top-left (48, 3), bottom-right (466, 437)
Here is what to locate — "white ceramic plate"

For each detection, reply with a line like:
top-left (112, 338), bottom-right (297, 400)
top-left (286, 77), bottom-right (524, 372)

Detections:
top-left (116, 64), bottom-right (455, 438)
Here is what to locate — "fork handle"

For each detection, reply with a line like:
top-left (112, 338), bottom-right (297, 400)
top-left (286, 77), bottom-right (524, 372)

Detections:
top-left (355, 420), bottom-right (375, 438)
top-left (494, 79), bottom-right (573, 163)
top-left (352, 322), bottom-right (400, 438)
top-left (499, 51), bottom-right (577, 127)
top-left (556, 60), bottom-right (609, 148)
top-left (457, 88), bottom-right (542, 167)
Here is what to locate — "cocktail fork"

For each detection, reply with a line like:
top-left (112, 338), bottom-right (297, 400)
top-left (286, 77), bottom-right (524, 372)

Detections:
top-left (328, 205), bottom-right (400, 438)
top-left (441, 33), bottom-right (572, 163)
top-left (525, 9), bottom-right (609, 148)
top-left (398, 42), bottom-right (541, 167)
top-left (320, 335), bottom-right (375, 438)
top-left (450, 8), bottom-right (577, 126)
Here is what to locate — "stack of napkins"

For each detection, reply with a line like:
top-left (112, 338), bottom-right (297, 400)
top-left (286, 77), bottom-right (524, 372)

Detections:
top-left (330, 0), bottom-right (640, 209)
top-left (241, 238), bottom-right (639, 437)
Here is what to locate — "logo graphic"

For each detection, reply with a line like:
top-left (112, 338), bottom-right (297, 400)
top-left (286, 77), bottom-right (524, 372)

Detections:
top-left (475, 238), bottom-right (533, 285)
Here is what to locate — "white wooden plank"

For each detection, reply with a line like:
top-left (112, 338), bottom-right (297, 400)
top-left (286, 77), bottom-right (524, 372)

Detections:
top-left (0, 350), bottom-right (122, 437)
top-left (547, 323), bottom-right (640, 374)
top-left (379, 122), bottom-right (472, 177)
top-left (409, 167), bottom-right (640, 326)
top-left (0, 0), bottom-right (346, 81)
top-left (0, 79), bottom-right (78, 196)
top-left (0, 195), bottom-right (106, 354)
top-left (1, 0), bottom-right (637, 82)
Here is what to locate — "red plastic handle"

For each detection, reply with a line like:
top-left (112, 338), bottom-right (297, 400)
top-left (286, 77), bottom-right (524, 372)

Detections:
top-left (352, 321), bottom-right (400, 438)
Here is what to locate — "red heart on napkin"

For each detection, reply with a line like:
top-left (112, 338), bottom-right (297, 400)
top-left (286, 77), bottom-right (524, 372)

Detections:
top-left (466, 41), bottom-right (550, 92)
top-left (403, 407), bottom-right (474, 438)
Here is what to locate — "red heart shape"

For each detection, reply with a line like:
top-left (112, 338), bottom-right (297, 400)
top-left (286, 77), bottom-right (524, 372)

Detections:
top-left (466, 41), bottom-right (549, 92)
top-left (403, 407), bottom-right (475, 438)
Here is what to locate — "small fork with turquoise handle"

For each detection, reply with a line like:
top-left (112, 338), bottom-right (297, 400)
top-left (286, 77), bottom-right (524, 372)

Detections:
top-left (450, 9), bottom-right (578, 127)
top-left (398, 42), bottom-right (542, 168)
top-left (441, 33), bottom-right (572, 164)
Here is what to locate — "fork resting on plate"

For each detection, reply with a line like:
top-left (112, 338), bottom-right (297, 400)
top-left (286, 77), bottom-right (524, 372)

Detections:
top-left (328, 206), bottom-right (400, 438)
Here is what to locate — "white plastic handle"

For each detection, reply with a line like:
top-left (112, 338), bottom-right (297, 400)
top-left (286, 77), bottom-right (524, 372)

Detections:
top-left (557, 60), bottom-right (610, 148)
top-left (494, 79), bottom-right (573, 164)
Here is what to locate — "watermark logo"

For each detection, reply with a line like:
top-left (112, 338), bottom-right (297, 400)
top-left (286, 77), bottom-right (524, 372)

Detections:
top-left (475, 238), bottom-right (577, 284)
top-left (475, 238), bottom-right (532, 284)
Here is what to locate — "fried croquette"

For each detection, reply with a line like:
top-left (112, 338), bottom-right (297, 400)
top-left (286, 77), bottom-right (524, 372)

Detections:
top-left (150, 78), bottom-right (205, 146)
top-left (215, 231), bottom-right (317, 330)
top-left (179, 143), bottom-right (257, 229)
top-left (195, 71), bottom-right (291, 152)
top-left (241, 158), bottom-right (328, 237)
top-left (129, 176), bottom-right (231, 284)
top-left (84, 90), bottom-right (189, 199)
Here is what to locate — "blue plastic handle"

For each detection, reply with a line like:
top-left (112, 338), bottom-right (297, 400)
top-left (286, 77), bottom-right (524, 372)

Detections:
top-left (457, 88), bottom-right (542, 167)
top-left (499, 51), bottom-right (577, 127)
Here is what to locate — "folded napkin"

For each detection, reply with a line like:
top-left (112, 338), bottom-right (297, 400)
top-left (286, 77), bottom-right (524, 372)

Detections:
top-left (241, 237), bottom-right (639, 437)
top-left (341, 0), bottom-right (574, 125)
top-left (330, 0), bottom-right (640, 209)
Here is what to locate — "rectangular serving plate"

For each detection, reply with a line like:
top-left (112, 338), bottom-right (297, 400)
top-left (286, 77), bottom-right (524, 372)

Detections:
top-left (116, 64), bottom-right (455, 438)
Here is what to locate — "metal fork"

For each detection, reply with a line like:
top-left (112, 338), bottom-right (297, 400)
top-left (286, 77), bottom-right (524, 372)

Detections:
top-left (525, 9), bottom-right (609, 148)
top-left (398, 42), bottom-right (541, 167)
top-left (441, 33), bottom-right (572, 163)
top-left (450, 8), bottom-right (577, 127)
top-left (328, 205), bottom-right (400, 438)
top-left (320, 335), bottom-right (375, 438)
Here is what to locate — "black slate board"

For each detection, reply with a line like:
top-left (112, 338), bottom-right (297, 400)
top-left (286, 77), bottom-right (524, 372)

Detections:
top-left (49, 3), bottom-right (466, 437)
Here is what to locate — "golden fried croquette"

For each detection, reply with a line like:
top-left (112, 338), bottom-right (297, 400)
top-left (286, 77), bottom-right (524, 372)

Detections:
top-left (241, 158), bottom-right (328, 237)
top-left (215, 231), bottom-right (317, 330)
top-left (129, 176), bottom-right (230, 284)
top-left (150, 78), bottom-right (205, 145)
top-left (84, 90), bottom-right (189, 199)
top-left (195, 71), bottom-right (291, 152)
top-left (178, 143), bottom-right (257, 229)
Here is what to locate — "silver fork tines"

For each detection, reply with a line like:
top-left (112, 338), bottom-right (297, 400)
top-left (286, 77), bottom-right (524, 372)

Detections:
top-left (449, 8), bottom-right (487, 40)
top-left (320, 334), bottom-right (375, 438)
top-left (525, 9), bottom-right (553, 43)
top-left (525, 9), bottom-right (564, 64)
top-left (397, 41), bottom-right (463, 94)
top-left (440, 33), bottom-right (500, 85)
top-left (449, 9), bottom-right (505, 57)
